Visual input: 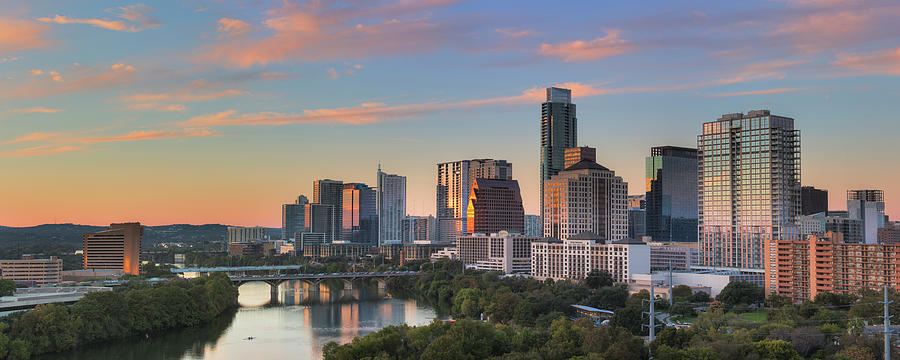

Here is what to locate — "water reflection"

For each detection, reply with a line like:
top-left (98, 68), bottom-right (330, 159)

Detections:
top-left (43, 281), bottom-right (438, 360)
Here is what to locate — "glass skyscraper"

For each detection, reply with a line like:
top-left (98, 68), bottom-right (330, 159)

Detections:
top-left (645, 146), bottom-right (698, 242)
top-left (436, 159), bottom-right (512, 242)
top-left (282, 195), bottom-right (308, 240)
top-left (540, 87), bottom-right (577, 221)
top-left (699, 110), bottom-right (800, 272)
top-left (341, 183), bottom-right (377, 244)
top-left (377, 167), bottom-right (406, 245)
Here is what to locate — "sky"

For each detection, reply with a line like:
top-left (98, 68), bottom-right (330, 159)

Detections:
top-left (1, 0), bottom-right (899, 227)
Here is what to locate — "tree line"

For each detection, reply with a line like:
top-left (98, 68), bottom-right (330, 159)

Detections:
top-left (0, 273), bottom-right (237, 359)
top-left (324, 259), bottom-right (900, 359)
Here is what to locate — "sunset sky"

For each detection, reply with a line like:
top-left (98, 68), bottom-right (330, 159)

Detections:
top-left (2, 0), bottom-right (899, 227)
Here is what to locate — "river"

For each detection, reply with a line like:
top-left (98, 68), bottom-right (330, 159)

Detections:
top-left (40, 280), bottom-right (440, 360)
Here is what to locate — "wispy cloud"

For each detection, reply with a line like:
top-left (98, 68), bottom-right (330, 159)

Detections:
top-left (538, 30), bottom-right (635, 62)
top-left (833, 47), bottom-right (900, 75)
top-left (0, 63), bottom-right (137, 99)
top-left (0, 18), bottom-right (50, 56)
top-left (495, 28), bottom-right (533, 38)
top-left (217, 18), bottom-right (252, 38)
top-left (37, 4), bottom-right (160, 32)
top-left (199, 1), bottom-right (461, 67)
top-left (3, 132), bottom-right (60, 144)
top-left (9, 107), bottom-right (63, 114)
top-left (0, 145), bottom-right (83, 158)
top-left (708, 87), bottom-right (803, 98)
top-left (120, 79), bottom-right (248, 112)
top-left (76, 129), bottom-right (219, 144)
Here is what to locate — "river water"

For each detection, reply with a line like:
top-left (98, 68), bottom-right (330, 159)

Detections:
top-left (40, 280), bottom-right (440, 360)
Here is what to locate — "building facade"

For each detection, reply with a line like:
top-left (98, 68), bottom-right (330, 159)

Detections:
top-left (699, 110), bottom-right (801, 272)
top-left (541, 87), bottom-right (577, 221)
top-left (377, 168), bottom-right (407, 245)
top-left (83, 222), bottom-right (143, 275)
top-left (436, 159), bottom-right (512, 242)
top-left (302, 203), bottom-right (334, 243)
top-left (880, 222), bottom-right (900, 244)
top-left (401, 215), bottom-right (436, 243)
top-left (313, 179), bottom-right (344, 243)
top-left (765, 232), bottom-right (900, 302)
top-left (847, 189), bottom-right (886, 244)
top-left (457, 231), bottom-right (538, 274)
top-left (647, 242), bottom-right (700, 270)
top-left (0, 255), bottom-right (62, 284)
top-left (466, 178), bottom-right (525, 234)
top-left (801, 186), bottom-right (828, 215)
top-left (341, 183), bottom-right (378, 244)
top-left (227, 226), bottom-right (267, 244)
top-left (645, 146), bottom-right (698, 243)
top-left (530, 235), bottom-right (650, 283)
top-left (543, 152), bottom-right (628, 241)
top-left (282, 195), bottom-right (308, 241)
top-left (524, 215), bottom-right (542, 237)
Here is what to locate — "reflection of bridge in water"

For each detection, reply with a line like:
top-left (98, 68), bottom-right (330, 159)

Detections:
top-left (171, 266), bottom-right (422, 304)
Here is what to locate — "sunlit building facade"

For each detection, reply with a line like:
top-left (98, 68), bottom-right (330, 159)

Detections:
top-left (699, 110), bottom-right (801, 272)
top-left (530, 234), bottom-right (650, 283)
top-left (645, 146), bottom-right (698, 242)
top-left (0, 255), bottom-right (62, 284)
top-left (436, 159), bottom-right (512, 242)
top-left (466, 178), bottom-right (525, 234)
top-left (83, 222), bottom-right (143, 275)
top-left (377, 168), bottom-right (406, 245)
top-left (227, 226), bottom-right (267, 244)
top-left (341, 183), bottom-right (377, 244)
top-left (457, 231), bottom-right (539, 274)
top-left (543, 152), bottom-right (628, 241)
top-left (540, 87), bottom-right (577, 221)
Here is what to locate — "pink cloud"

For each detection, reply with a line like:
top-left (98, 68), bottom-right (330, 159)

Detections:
top-left (833, 47), bottom-right (900, 75)
top-left (0, 145), bottom-right (83, 157)
top-left (495, 28), bottom-right (533, 38)
top-left (708, 87), bottom-right (803, 98)
top-left (199, 1), bottom-right (461, 67)
top-left (77, 129), bottom-right (219, 144)
top-left (3, 132), bottom-right (60, 144)
top-left (120, 80), bottom-right (248, 111)
top-left (770, 11), bottom-right (869, 53)
top-left (37, 5), bottom-right (159, 32)
top-left (0, 63), bottom-right (137, 99)
top-left (125, 103), bottom-right (186, 112)
top-left (217, 18), bottom-right (252, 38)
top-left (9, 107), bottom-right (63, 114)
top-left (0, 18), bottom-right (50, 56)
top-left (538, 30), bottom-right (635, 62)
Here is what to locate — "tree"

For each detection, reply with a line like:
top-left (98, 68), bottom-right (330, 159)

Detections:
top-left (716, 281), bottom-right (764, 307)
top-left (0, 279), bottom-right (16, 296)
top-left (585, 270), bottom-right (613, 289)
top-left (672, 285), bottom-right (693, 299)
top-left (751, 339), bottom-right (802, 360)
top-left (611, 306), bottom-right (645, 335)
top-left (670, 302), bottom-right (695, 317)
top-left (587, 285), bottom-right (628, 310)
top-left (692, 291), bottom-right (711, 303)
top-left (790, 326), bottom-right (825, 357)
top-left (814, 291), bottom-right (857, 308)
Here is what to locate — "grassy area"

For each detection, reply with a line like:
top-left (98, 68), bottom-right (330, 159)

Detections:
top-left (672, 315), bottom-right (698, 324)
top-left (736, 310), bottom-right (767, 322)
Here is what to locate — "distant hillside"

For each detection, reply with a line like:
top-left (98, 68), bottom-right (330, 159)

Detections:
top-left (0, 223), bottom-right (282, 247)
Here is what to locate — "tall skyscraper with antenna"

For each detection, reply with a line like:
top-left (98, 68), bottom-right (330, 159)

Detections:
top-left (540, 87), bottom-right (577, 222)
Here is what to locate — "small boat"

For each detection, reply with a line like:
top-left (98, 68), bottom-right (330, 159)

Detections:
top-left (244, 336), bottom-right (255, 341)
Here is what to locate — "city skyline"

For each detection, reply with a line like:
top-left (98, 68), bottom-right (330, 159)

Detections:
top-left (3, 0), bottom-right (900, 227)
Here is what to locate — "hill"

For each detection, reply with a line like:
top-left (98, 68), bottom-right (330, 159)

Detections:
top-left (0, 223), bottom-right (282, 247)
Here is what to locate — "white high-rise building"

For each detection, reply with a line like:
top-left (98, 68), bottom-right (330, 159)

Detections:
top-left (377, 167), bottom-right (406, 245)
top-left (530, 234), bottom-right (649, 283)
top-left (699, 110), bottom-right (801, 272)
top-left (542, 149), bottom-right (627, 241)
top-left (436, 159), bottom-right (512, 242)
top-left (847, 189), bottom-right (886, 244)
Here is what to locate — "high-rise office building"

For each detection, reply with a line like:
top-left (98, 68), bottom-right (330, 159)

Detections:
top-left (699, 110), bottom-right (801, 272)
top-left (564, 146), bottom-right (595, 169)
top-left (282, 195), bottom-right (308, 240)
top-left (83, 222), bottom-right (143, 275)
top-left (436, 159), bottom-right (512, 242)
top-left (847, 189), bottom-right (886, 244)
top-left (801, 186), bottom-right (828, 215)
top-left (531, 234), bottom-right (649, 283)
top-left (302, 203), bottom-right (334, 244)
top-left (313, 179), bottom-right (344, 243)
top-left (645, 146), bottom-right (698, 242)
top-left (377, 168), bottom-right (406, 245)
top-left (457, 231), bottom-right (538, 274)
top-left (466, 178), bottom-right (525, 234)
top-left (341, 183), bottom-right (378, 244)
top-left (543, 149), bottom-right (628, 241)
top-left (401, 215), bottom-right (436, 243)
top-left (540, 87), bottom-right (577, 221)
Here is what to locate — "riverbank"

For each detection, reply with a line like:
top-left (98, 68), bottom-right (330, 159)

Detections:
top-left (0, 273), bottom-right (238, 359)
